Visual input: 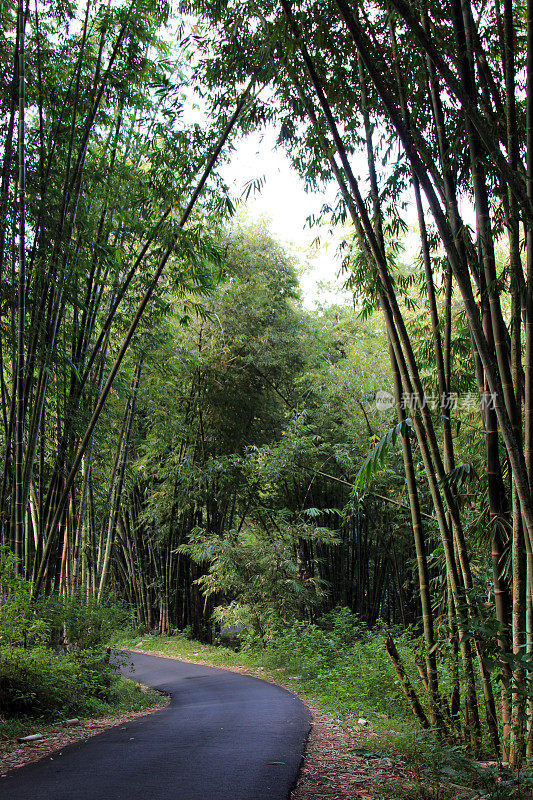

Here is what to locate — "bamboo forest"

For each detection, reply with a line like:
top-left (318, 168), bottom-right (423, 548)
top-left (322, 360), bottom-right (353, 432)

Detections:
top-left (4, 0), bottom-right (533, 797)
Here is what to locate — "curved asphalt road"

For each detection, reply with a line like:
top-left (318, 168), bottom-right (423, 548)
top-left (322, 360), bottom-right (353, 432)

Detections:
top-left (0, 651), bottom-right (311, 800)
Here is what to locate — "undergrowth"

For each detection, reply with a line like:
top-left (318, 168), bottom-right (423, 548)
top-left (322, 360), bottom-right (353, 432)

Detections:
top-left (0, 547), bottom-right (162, 730)
top-left (0, 676), bottom-right (165, 744)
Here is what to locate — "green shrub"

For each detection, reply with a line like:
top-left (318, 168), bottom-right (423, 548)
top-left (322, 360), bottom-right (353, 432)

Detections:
top-left (0, 547), bottom-right (32, 647)
top-left (71, 648), bottom-right (114, 699)
top-left (35, 594), bottom-right (129, 651)
top-left (0, 545), bottom-right (129, 651)
top-left (317, 605), bottom-right (365, 645)
top-left (1, 646), bottom-right (78, 717)
top-left (0, 645), bottom-right (116, 718)
top-left (0, 547), bottom-right (149, 721)
top-left (0, 647), bottom-right (114, 717)
top-left (257, 608), bottom-right (422, 723)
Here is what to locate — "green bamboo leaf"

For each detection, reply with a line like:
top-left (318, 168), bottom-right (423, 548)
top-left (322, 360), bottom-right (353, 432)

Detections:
top-left (353, 418), bottom-right (412, 490)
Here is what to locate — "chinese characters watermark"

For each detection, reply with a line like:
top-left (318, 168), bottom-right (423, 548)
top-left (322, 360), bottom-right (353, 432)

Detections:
top-left (374, 390), bottom-right (497, 413)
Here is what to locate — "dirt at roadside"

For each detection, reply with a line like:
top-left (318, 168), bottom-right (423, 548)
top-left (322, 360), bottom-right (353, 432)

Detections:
top-left (291, 704), bottom-right (416, 800)
top-left (0, 689), bottom-right (168, 776)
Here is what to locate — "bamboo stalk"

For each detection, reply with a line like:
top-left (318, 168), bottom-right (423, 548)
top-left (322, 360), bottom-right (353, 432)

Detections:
top-left (386, 635), bottom-right (430, 729)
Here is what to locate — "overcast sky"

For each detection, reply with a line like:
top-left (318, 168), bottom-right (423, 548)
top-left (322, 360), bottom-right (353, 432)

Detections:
top-left (218, 116), bottom-right (474, 311)
top-left (220, 127), bottom-right (349, 309)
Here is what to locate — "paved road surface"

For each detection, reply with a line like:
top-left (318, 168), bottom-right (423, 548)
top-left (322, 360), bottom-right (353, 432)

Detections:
top-left (0, 651), bottom-right (311, 800)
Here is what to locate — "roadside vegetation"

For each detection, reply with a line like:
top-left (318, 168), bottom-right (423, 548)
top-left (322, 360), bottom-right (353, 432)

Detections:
top-left (0, 547), bottom-right (163, 744)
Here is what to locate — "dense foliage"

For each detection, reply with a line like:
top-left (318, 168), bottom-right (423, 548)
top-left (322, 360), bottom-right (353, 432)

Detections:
top-left (5, 0), bottom-right (533, 775)
top-left (169, 0), bottom-right (533, 765)
top-left (0, 546), bottom-right (137, 719)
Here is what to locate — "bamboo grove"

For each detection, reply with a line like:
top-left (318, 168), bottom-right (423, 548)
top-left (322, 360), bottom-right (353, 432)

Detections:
top-left (4, 0), bottom-right (533, 772)
top-left (0, 0), bottom-right (412, 660)
top-left (178, 0), bottom-right (533, 767)
top-left (0, 0), bottom-right (255, 598)
top-left (109, 231), bottom-right (416, 640)
top-left (0, 0), bottom-right (408, 644)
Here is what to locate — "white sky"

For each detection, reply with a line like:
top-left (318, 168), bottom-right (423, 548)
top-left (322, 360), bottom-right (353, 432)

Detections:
top-left (220, 128), bottom-right (349, 309)
top-left (218, 123), bottom-right (479, 312)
